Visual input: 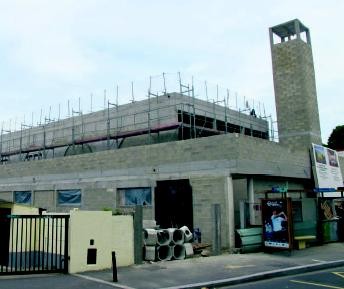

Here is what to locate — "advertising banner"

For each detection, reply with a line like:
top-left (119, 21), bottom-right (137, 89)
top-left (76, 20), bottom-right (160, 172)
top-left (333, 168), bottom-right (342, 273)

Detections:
top-left (261, 198), bottom-right (292, 249)
top-left (311, 143), bottom-right (343, 197)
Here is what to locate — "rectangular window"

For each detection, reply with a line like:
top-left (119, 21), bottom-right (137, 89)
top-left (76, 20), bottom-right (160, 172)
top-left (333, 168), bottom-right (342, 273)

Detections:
top-left (14, 191), bottom-right (32, 205)
top-left (292, 201), bottom-right (303, 222)
top-left (118, 188), bottom-right (152, 206)
top-left (57, 189), bottom-right (81, 206)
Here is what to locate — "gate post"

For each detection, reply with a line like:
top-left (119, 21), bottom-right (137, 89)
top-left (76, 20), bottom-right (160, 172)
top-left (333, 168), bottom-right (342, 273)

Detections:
top-left (134, 205), bottom-right (143, 264)
top-left (63, 216), bottom-right (70, 274)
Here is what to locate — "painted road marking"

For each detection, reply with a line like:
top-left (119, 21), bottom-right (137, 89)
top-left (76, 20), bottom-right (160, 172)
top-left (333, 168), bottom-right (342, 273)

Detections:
top-left (225, 264), bottom-right (256, 269)
top-left (290, 279), bottom-right (344, 289)
top-left (291, 271), bottom-right (344, 289)
top-left (333, 272), bottom-right (344, 279)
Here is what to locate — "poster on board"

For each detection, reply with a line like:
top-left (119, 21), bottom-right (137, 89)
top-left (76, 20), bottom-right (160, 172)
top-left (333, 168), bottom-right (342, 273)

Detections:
top-left (261, 198), bottom-right (292, 249)
top-left (311, 143), bottom-right (343, 197)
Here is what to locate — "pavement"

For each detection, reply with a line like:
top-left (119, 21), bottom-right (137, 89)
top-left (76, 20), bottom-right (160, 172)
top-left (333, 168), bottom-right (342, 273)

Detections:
top-left (74, 242), bottom-right (344, 289)
top-left (1, 243), bottom-right (344, 289)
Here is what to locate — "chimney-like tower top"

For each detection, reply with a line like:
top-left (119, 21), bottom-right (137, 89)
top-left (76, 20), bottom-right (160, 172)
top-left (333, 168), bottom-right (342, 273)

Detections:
top-left (270, 19), bottom-right (311, 45)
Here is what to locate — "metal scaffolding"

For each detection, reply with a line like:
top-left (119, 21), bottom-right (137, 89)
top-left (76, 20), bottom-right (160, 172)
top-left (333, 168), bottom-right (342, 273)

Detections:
top-left (0, 73), bottom-right (276, 164)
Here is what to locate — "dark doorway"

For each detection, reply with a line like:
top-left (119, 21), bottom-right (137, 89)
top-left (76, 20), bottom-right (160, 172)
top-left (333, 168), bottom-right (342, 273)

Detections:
top-left (0, 208), bottom-right (11, 266)
top-left (155, 179), bottom-right (193, 230)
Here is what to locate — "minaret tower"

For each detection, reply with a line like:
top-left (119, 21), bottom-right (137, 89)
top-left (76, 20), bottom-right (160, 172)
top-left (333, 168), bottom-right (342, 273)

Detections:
top-left (269, 19), bottom-right (322, 151)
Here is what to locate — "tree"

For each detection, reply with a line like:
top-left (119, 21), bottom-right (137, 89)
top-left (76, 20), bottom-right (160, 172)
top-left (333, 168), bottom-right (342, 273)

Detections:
top-left (328, 125), bottom-right (344, 150)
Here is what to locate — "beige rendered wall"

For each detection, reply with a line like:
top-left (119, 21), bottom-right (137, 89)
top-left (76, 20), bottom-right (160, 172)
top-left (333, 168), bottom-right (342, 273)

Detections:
top-left (69, 210), bottom-right (112, 273)
top-left (68, 210), bottom-right (134, 273)
top-left (111, 215), bottom-right (134, 267)
top-left (11, 204), bottom-right (39, 215)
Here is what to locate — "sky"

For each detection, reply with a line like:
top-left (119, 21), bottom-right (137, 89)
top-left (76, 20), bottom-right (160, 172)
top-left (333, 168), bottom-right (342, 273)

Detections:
top-left (0, 0), bottom-right (343, 144)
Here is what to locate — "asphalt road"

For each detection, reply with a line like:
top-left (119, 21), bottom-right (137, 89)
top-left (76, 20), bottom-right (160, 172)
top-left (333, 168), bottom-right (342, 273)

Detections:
top-left (1, 266), bottom-right (344, 289)
top-left (221, 266), bottom-right (344, 289)
top-left (0, 274), bottom-right (121, 289)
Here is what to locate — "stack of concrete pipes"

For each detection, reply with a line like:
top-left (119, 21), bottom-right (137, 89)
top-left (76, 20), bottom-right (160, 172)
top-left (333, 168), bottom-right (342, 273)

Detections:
top-left (144, 226), bottom-right (194, 261)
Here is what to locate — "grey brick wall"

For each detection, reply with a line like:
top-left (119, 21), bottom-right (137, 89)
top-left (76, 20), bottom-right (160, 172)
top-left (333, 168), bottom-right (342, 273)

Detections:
top-left (34, 190), bottom-right (55, 211)
top-left (0, 191), bottom-right (13, 202)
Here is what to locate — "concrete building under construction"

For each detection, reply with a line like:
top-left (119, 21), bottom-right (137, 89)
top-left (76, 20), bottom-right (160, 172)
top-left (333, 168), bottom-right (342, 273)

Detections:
top-left (0, 19), bottom-right (343, 250)
top-left (0, 92), bottom-right (269, 163)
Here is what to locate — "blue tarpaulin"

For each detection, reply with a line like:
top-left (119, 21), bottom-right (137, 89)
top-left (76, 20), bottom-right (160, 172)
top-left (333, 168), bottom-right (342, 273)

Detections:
top-left (14, 191), bottom-right (32, 204)
top-left (120, 188), bottom-right (151, 206)
top-left (57, 190), bottom-right (81, 205)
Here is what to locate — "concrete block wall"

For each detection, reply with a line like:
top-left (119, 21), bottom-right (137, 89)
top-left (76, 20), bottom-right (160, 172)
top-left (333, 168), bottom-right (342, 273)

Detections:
top-left (0, 134), bottom-right (311, 184)
top-left (191, 96), bottom-right (267, 132)
top-left (34, 190), bottom-right (55, 211)
top-left (271, 38), bottom-right (322, 151)
top-left (190, 176), bottom-right (228, 247)
top-left (82, 188), bottom-right (115, 211)
top-left (0, 191), bottom-right (12, 202)
top-left (0, 133), bottom-right (312, 246)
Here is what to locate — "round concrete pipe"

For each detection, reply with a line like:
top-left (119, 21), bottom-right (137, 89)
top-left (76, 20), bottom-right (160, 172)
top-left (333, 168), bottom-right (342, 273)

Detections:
top-left (172, 244), bottom-right (186, 260)
top-left (144, 245), bottom-right (157, 261)
top-left (157, 229), bottom-right (171, 246)
top-left (180, 226), bottom-right (193, 242)
top-left (144, 229), bottom-right (158, 246)
top-left (157, 245), bottom-right (172, 261)
top-left (168, 228), bottom-right (184, 245)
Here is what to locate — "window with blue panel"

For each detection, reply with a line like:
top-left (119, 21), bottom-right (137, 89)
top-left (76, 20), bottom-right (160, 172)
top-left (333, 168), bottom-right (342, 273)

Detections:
top-left (118, 188), bottom-right (152, 206)
top-left (14, 191), bottom-right (32, 205)
top-left (57, 189), bottom-right (81, 206)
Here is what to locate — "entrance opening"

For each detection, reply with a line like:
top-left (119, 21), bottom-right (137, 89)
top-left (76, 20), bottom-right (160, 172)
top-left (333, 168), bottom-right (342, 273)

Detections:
top-left (155, 179), bottom-right (193, 230)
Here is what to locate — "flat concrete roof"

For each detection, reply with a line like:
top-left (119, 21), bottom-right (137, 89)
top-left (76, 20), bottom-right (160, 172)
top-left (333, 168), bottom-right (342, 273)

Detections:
top-left (270, 19), bottom-right (308, 38)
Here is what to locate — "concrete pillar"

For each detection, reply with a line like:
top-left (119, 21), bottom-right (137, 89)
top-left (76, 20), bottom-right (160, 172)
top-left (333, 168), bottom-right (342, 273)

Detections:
top-left (306, 30), bottom-right (312, 45)
top-left (247, 177), bottom-right (255, 226)
top-left (225, 175), bottom-right (235, 250)
top-left (134, 205), bottom-right (143, 264)
top-left (212, 203), bottom-right (221, 255)
top-left (239, 200), bottom-right (246, 229)
top-left (269, 28), bottom-right (274, 47)
top-left (295, 19), bottom-right (301, 39)
top-left (151, 184), bottom-right (155, 220)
